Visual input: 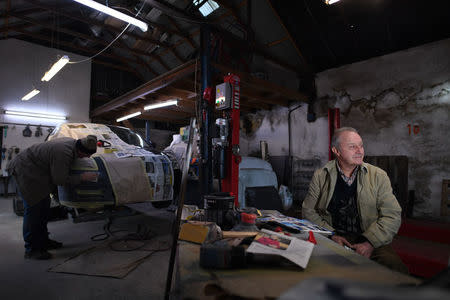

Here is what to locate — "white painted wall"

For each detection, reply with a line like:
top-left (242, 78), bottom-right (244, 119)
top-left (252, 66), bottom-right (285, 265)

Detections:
top-left (0, 39), bottom-right (92, 194)
top-left (240, 38), bottom-right (450, 217)
top-left (0, 39), bottom-right (91, 126)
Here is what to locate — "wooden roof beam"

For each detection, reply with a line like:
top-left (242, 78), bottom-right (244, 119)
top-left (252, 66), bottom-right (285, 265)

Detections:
top-left (10, 27), bottom-right (142, 78)
top-left (91, 59), bottom-right (198, 117)
top-left (92, 59), bottom-right (141, 76)
top-left (111, 108), bottom-right (187, 124)
top-left (266, 0), bottom-right (312, 72)
top-left (145, 0), bottom-right (203, 24)
top-left (241, 91), bottom-right (289, 106)
top-left (3, 0), bottom-right (11, 38)
top-left (167, 17), bottom-right (197, 50)
top-left (214, 0), bottom-right (250, 32)
top-left (22, 0), bottom-right (171, 47)
top-left (212, 62), bottom-right (308, 102)
top-left (0, 20), bottom-right (33, 33)
top-left (7, 12), bottom-right (163, 64)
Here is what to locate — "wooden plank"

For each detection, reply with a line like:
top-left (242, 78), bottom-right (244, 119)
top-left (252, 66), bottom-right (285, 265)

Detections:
top-left (222, 231), bottom-right (258, 239)
top-left (212, 62), bottom-right (308, 102)
top-left (91, 60), bottom-right (197, 117)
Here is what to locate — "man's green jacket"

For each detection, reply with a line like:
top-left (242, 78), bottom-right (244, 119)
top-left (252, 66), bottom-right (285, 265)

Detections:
top-left (302, 160), bottom-right (402, 248)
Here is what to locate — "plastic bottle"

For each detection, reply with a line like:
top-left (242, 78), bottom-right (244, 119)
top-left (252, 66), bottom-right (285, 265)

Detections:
top-left (232, 212), bottom-right (259, 232)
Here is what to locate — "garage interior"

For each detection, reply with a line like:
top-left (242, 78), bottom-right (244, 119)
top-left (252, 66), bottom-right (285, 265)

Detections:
top-left (0, 0), bottom-right (449, 299)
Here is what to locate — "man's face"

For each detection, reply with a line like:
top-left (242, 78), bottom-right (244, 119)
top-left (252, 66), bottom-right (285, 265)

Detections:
top-left (77, 150), bottom-right (91, 158)
top-left (332, 131), bottom-right (364, 168)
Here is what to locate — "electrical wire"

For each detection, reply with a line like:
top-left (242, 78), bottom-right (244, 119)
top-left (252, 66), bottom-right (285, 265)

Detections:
top-left (194, 57), bottom-right (202, 125)
top-left (90, 218), bottom-right (171, 253)
top-left (68, 0), bottom-right (146, 64)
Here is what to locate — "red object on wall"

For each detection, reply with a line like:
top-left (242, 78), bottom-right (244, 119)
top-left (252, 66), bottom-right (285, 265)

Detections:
top-left (328, 108), bottom-right (340, 160)
top-left (203, 86), bottom-right (214, 105)
top-left (221, 74), bottom-right (241, 207)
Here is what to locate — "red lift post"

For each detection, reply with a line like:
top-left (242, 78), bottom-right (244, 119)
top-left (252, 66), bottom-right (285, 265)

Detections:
top-left (215, 74), bottom-right (241, 207)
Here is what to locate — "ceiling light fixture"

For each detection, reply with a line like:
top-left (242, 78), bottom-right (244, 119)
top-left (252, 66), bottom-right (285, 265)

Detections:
top-left (21, 89), bottom-right (40, 101)
top-left (116, 111), bottom-right (142, 122)
top-left (41, 55), bottom-right (70, 82)
top-left (144, 99), bottom-right (178, 111)
top-left (73, 0), bottom-right (148, 32)
top-left (4, 110), bottom-right (67, 120)
top-left (325, 0), bottom-right (341, 5)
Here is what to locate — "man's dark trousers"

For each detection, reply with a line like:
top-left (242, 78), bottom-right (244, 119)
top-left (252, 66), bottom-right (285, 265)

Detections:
top-left (22, 195), bottom-right (51, 252)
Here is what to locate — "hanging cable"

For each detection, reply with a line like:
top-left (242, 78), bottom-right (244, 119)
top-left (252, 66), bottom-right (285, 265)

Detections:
top-left (68, 0), bottom-right (146, 64)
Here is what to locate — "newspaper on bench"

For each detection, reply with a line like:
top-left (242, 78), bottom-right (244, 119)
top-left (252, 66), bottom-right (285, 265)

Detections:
top-left (246, 229), bottom-right (314, 269)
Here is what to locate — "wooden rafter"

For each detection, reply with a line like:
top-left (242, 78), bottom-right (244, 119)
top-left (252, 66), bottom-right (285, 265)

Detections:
top-left (214, 0), bottom-right (248, 30)
top-left (3, 0), bottom-right (11, 38)
top-left (212, 62), bottom-right (308, 102)
top-left (91, 59), bottom-right (198, 117)
top-left (145, 0), bottom-right (202, 24)
top-left (167, 16), bottom-right (197, 50)
top-left (8, 12), bottom-right (162, 65)
top-left (266, 0), bottom-right (311, 72)
top-left (21, 0), bottom-right (169, 47)
top-left (10, 27), bottom-right (142, 77)
top-left (0, 19), bottom-right (33, 33)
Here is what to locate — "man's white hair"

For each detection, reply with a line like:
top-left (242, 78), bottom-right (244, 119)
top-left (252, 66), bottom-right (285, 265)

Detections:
top-left (331, 127), bottom-right (359, 149)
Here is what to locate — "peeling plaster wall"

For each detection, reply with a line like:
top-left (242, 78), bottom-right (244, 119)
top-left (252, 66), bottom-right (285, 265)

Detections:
top-left (241, 39), bottom-right (450, 217)
top-left (316, 39), bottom-right (450, 217)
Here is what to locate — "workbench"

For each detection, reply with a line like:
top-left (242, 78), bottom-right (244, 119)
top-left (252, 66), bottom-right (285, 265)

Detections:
top-left (174, 232), bottom-right (420, 299)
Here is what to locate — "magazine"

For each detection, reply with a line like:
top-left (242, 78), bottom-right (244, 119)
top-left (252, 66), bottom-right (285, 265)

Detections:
top-left (271, 217), bottom-right (333, 235)
top-left (258, 213), bottom-right (332, 235)
top-left (246, 229), bottom-right (314, 269)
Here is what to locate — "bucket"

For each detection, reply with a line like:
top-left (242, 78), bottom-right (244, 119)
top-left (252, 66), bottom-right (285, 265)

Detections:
top-left (204, 193), bottom-right (235, 229)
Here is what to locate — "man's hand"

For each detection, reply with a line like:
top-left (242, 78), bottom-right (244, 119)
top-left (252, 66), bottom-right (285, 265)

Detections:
top-left (331, 235), bottom-right (353, 248)
top-left (352, 241), bottom-right (374, 258)
top-left (80, 172), bottom-right (98, 182)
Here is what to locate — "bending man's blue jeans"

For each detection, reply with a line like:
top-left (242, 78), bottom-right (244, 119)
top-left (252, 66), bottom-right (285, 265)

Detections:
top-left (17, 188), bottom-right (51, 252)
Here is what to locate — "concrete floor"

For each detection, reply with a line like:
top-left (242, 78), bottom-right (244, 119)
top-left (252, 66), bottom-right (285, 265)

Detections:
top-left (0, 196), bottom-right (176, 300)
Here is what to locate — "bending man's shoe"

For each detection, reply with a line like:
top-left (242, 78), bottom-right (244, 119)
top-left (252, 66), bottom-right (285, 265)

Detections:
top-left (46, 239), bottom-right (63, 250)
top-left (24, 249), bottom-right (52, 260)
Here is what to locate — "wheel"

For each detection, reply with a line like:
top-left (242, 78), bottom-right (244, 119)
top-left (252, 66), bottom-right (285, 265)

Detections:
top-left (12, 196), bottom-right (24, 216)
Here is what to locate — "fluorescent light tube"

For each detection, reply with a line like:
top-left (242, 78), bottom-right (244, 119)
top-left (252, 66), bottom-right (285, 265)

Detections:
top-left (325, 0), bottom-right (340, 4)
top-left (4, 110), bottom-right (66, 120)
top-left (116, 111), bottom-right (141, 122)
top-left (21, 89), bottom-right (40, 101)
top-left (73, 0), bottom-right (148, 32)
top-left (144, 100), bottom-right (178, 111)
top-left (41, 55), bottom-right (70, 82)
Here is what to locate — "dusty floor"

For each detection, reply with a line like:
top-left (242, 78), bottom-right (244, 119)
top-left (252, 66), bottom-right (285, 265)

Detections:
top-left (0, 196), bottom-right (176, 300)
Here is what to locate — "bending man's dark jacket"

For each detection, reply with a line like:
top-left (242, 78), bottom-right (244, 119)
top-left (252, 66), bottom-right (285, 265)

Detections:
top-left (7, 138), bottom-right (81, 206)
top-left (302, 160), bottom-right (401, 248)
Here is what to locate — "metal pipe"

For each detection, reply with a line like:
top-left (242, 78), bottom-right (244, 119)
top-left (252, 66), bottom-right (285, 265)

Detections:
top-left (145, 120), bottom-right (151, 145)
top-left (288, 103), bottom-right (302, 190)
top-left (164, 118), bottom-right (196, 300)
top-left (200, 25), bottom-right (213, 196)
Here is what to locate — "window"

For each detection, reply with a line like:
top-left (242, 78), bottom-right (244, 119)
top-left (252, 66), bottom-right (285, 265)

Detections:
top-left (194, 0), bottom-right (219, 17)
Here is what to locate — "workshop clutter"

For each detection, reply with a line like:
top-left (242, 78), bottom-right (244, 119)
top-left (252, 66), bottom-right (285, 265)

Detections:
top-left (178, 198), bottom-right (329, 270)
top-left (204, 192), bottom-right (236, 230)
